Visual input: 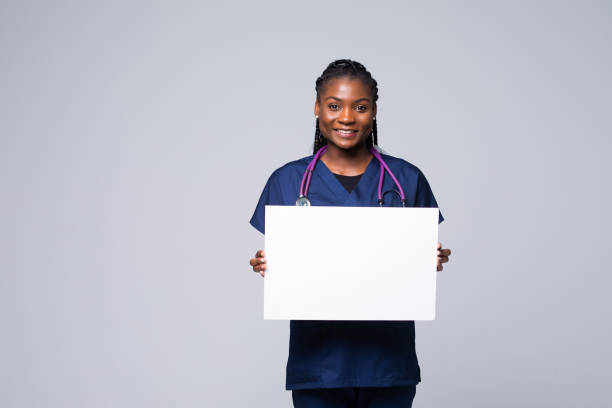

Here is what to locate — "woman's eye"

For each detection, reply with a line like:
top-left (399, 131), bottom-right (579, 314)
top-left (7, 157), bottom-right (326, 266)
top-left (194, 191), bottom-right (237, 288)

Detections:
top-left (355, 105), bottom-right (368, 112)
top-left (328, 104), bottom-right (340, 110)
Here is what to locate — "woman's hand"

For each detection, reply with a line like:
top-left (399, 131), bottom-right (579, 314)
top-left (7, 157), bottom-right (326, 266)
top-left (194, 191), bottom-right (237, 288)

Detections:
top-left (249, 250), bottom-right (266, 277)
top-left (437, 242), bottom-right (451, 272)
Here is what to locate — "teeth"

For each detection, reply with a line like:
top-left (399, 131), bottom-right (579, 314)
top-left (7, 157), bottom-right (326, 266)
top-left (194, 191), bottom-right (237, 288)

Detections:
top-left (337, 130), bottom-right (354, 133)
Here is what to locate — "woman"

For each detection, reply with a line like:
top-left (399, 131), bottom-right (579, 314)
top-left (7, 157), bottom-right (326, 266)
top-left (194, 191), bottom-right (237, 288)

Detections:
top-left (248, 59), bottom-right (452, 407)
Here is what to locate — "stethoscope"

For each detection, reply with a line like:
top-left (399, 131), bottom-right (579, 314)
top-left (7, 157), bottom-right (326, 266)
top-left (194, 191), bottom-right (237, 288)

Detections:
top-left (296, 145), bottom-right (407, 207)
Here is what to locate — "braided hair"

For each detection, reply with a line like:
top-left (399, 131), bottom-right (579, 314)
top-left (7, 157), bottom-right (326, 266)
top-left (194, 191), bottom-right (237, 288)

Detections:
top-left (313, 59), bottom-right (379, 154)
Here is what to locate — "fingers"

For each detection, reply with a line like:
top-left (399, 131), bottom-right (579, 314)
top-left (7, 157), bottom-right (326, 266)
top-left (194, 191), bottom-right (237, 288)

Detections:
top-left (249, 258), bottom-right (267, 266)
top-left (437, 243), bottom-right (450, 261)
top-left (437, 242), bottom-right (450, 272)
top-left (250, 258), bottom-right (266, 268)
top-left (249, 250), bottom-right (266, 266)
top-left (250, 258), bottom-right (266, 269)
top-left (251, 261), bottom-right (266, 277)
top-left (253, 262), bottom-right (266, 273)
top-left (437, 242), bottom-right (451, 255)
top-left (249, 249), bottom-right (266, 277)
top-left (256, 262), bottom-right (266, 277)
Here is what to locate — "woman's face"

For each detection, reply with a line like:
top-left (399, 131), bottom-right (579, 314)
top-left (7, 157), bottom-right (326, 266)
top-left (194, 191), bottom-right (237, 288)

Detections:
top-left (315, 77), bottom-right (376, 151)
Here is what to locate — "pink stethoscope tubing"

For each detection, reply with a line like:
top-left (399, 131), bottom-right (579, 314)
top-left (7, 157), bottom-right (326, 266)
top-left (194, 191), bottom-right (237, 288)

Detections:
top-left (296, 145), bottom-right (406, 207)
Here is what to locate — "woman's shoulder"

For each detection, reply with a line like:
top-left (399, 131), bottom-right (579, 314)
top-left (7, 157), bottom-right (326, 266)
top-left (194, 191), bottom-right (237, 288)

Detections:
top-left (378, 151), bottom-right (423, 177)
top-left (279, 155), bottom-right (313, 171)
top-left (266, 155), bottom-right (313, 182)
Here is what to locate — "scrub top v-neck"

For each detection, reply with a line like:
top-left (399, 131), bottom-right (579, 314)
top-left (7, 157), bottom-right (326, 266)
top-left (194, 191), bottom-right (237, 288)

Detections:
top-left (333, 173), bottom-right (363, 193)
top-left (250, 151), bottom-right (443, 390)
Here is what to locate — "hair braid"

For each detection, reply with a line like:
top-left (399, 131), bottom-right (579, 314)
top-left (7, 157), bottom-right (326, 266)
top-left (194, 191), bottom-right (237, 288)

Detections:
top-left (372, 117), bottom-right (378, 146)
top-left (313, 59), bottom-right (379, 154)
top-left (313, 118), bottom-right (326, 152)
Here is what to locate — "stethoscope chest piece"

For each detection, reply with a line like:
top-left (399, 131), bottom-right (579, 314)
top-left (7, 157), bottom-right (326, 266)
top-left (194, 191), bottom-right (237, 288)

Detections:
top-left (295, 196), bottom-right (311, 206)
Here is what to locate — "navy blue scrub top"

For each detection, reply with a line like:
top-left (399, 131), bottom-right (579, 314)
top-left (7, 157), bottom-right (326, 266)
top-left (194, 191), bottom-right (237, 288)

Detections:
top-left (250, 152), bottom-right (444, 390)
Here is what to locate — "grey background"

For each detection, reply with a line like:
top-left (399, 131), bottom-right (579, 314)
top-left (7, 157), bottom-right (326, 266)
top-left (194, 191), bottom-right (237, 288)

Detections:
top-left (2, 1), bottom-right (611, 407)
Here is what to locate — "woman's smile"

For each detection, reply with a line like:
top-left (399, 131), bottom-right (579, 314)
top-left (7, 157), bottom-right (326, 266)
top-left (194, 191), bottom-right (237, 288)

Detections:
top-left (334, 128), bottom-right (359, 138)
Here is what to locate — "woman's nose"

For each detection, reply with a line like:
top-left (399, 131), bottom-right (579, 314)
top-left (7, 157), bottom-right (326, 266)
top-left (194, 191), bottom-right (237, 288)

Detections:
top-left (339, 107), bottom-right (355, 123)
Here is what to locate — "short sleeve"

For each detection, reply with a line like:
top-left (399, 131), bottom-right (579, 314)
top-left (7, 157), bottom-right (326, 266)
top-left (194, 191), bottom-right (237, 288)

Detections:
top-left (415, 170), bottom-right (444, 224)
top-left (249, 171), bottom-right (285, 234)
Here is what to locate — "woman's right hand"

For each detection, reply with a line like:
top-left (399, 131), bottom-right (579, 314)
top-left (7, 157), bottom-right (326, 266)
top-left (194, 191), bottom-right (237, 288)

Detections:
top-left (249, 250), bottom-right (266, 277)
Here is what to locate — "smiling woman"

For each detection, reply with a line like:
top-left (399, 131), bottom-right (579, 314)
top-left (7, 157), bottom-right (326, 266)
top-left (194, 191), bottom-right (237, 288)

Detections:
top-left (248, 59), bottom-right (452, 408)
top-left (314, 61), bottom-right (378, 154)
top-left (315, 77), bottom-right (376, 175)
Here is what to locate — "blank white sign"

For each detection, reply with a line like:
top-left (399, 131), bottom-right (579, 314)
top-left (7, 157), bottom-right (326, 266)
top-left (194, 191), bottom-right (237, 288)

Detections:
top-left (263, 206), bottom-right (439, 320)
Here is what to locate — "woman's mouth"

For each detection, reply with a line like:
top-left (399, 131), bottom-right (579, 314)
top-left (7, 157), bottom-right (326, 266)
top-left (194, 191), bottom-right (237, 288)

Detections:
top-left (334, 129), bottom-right (358, 138)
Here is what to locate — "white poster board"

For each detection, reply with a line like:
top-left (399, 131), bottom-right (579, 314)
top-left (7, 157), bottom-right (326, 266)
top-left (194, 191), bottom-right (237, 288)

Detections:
top-left (263, 206), bottom-right (439, 320)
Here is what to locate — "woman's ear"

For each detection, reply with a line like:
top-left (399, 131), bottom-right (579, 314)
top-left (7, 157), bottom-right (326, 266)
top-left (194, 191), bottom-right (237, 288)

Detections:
top-left (314, 100), bottom-right (320, 118)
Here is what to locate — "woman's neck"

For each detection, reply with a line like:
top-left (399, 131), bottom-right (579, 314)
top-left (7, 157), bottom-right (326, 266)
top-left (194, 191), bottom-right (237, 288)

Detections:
top-left (320, 143), bottom-right (372, 176)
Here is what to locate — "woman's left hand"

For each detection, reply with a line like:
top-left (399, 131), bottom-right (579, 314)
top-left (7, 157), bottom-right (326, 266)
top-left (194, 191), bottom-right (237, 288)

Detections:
top-left (437, 242), bottom-right (451, 272)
